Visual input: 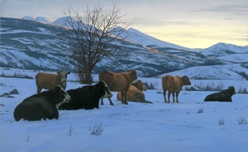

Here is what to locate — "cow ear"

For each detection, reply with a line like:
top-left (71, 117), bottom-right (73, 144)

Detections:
top-left (53, 85), bottom-right (61, 92)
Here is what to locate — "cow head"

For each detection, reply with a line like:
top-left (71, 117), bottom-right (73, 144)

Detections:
top-left (52, 85), bottom-right (71, 108)
top-left (57, 70), bottom-right (71, 88)
top-left (132, 80), bottom-right (147, 91)
top-left (228, 86), bottom-right (236, 95)
top-left (181, 75), bottom-right (191, 85)
top-left (98, 81), bottom-right (113, 98)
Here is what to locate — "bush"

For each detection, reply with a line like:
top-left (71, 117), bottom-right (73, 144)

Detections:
top-left (67, 126), bottom-right (73, 136)
top-left (25, 135), bottom-right (30, 142)
top-left (237, 117), bottom-right (247, 125)
top-left (197, 107), bottom-right (204, 113)
top-left (218, 117), bottom-right (225, 125)
top-left (89, 123), bottom-right (104, 136)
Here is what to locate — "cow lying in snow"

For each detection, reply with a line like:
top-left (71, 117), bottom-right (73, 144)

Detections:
top-left (13, 85), bottom-right (71, 121)
top-left (204, 86), bottom-right (236, 102)
top-left (131, 80), bottom-right (147, 91)
top-left (35, 70), bottom-right (70, 93)
top-left (59, 81), bottom-right (113, 110)
top-left (162, 75), bottom-right (191, 103)
top-left (117, 80), bottom-right (152, 103)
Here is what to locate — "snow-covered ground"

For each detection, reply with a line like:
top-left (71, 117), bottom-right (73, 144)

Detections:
top-left (0, 69), bottom-right (248, 152)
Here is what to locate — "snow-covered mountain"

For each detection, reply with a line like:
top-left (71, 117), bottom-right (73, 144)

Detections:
top-left (1, 17), bottom-right (247, 80)
top-left (35, 17), bottom-right (52, 24)
top-left (22, 16), bottom-right (35, 20)
top-left (111, 26), bottom-right (187, 50)
top-left (22, 16), bottom-right (52, 24)
top-left (52, 16), bottom-right (79, 28)
top-left (196, 42), bottom-right (248, 57)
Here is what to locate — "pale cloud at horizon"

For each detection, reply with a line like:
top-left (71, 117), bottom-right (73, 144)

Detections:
top-left (0, 0), bottom-right (247, 48)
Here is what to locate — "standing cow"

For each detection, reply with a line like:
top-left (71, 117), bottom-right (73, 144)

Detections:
top-left (35, 70), bottom-right (70, 93)
top-left (99, 70), bottom-right (137, 105)
top-left (162, 75), bottom-right (191, 103)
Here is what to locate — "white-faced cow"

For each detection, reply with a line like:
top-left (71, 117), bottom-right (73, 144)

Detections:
top-left (35, 70), bottom-right (70, 93)
top-left (13, 85), bottom-right (71, 121)
top-left (59, 81), bottom-right (113, 110)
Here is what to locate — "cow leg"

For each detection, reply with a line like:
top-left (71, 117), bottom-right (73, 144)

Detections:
top-left (121, 91), bottom-right (124, 104)
top-left (172, 92), bottom-right (175, 103)
top-left (163, 90), bottom-right (167, 103)
top-left (167, 91), bottom-right (171, 103)
top-left (124, 90), bottom-right (128, 105)
top-left (100, 98), bottom-right (104, 105)
top-left (176, 92), bottom-right (180, 103)
top-left (37, 87), bottom-right (42, 94)
top-left (108, 97), bottom-right (114, 106)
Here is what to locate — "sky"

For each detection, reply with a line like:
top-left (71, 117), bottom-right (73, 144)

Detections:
top-left (1, 0), bottom-right (248, 48)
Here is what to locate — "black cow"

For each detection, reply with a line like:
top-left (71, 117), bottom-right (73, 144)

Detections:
top-left (14, 85), bottom-right (71, 121)
top-left (59, 81), bottom-right (113, 110)
top-left (204, 86), bottom-right (236, 102)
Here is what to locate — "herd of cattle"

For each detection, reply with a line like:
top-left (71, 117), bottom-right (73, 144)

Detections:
top-left (13, 70), bottom-right (236, 121)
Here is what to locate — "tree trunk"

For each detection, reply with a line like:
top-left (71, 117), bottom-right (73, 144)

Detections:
top-left (86, 68), bottom-right (93, 84)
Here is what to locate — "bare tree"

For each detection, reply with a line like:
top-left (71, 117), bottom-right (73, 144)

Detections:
top-left (62, 5), bottom-right (128, 84)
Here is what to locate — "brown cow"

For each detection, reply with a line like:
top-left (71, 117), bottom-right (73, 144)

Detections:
top-left (132, 80), bottom-right (147, 91)
top-left (99, 70), bottom-right (137, 105)
top-left (35, 70), bottom-right (70, 93)
top-left (162, 75), bottom-right (191, 103)
top-left (116, 80), bottom-right (152, 103)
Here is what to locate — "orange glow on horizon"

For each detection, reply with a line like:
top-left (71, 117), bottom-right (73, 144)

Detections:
top-left (137, 25), bottom-right (248, 49)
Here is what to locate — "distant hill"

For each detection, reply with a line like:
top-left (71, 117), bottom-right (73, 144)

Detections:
top-left (195, 42), bottom-right (248, 57)
top-left (22, 16), bottom-right (52, 24)
top-left (0, 17), bottom-right (247, 80)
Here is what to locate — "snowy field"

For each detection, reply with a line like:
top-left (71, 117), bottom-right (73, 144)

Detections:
top-left (0, 69), bottom-right (248, 152)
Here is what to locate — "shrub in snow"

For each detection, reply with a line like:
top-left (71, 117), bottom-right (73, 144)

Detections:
top-left (89, 123), bottom-right (104, 136)
top-left (218, 117), bottom-right (225, 125)
top-left (25, 135), bottom-right (30, 142)
top-left (67, 126), bottom-right (73, 136)
top-left (156, 90), bottom-right (163, 94)
top-left (0, 82), bottom-right (6, 86)
top-left (237, 117), bottom-right (247, 125)
top-left (197, 108), bottom-right (204, 113)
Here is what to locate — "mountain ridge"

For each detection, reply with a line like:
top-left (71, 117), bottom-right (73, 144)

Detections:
top-left (0, 17), bottom-right (247, 80)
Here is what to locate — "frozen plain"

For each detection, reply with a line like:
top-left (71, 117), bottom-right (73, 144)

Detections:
top-left (0, 70), bottom-right (248, 152)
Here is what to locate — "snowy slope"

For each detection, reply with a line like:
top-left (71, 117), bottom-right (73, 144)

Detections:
top-left (219, 54), bottom-right (248, 63)
top-left (157, 64), bottom-right (248, 80)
